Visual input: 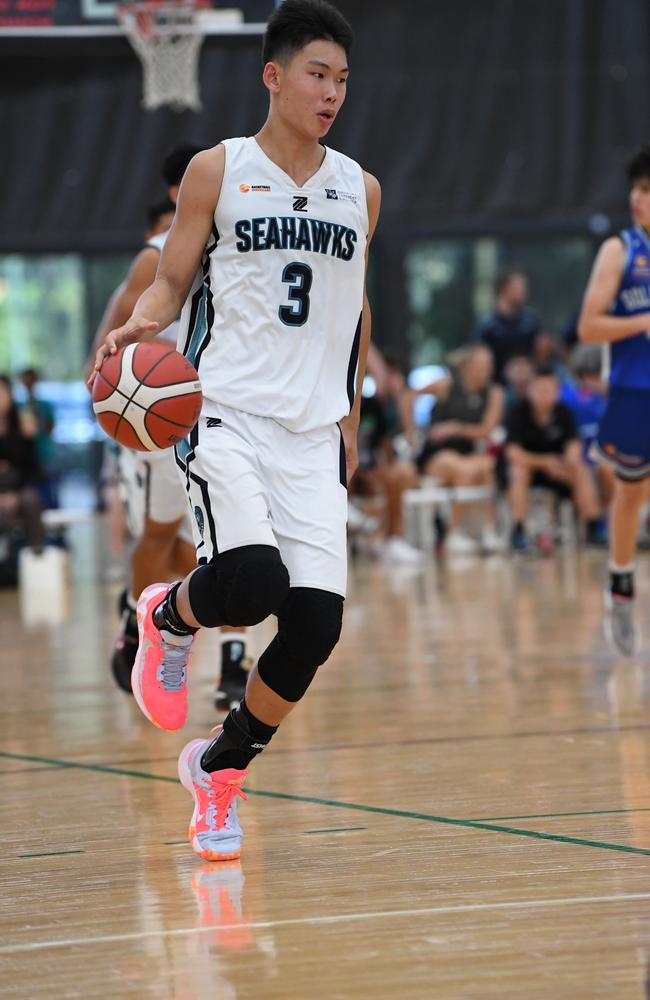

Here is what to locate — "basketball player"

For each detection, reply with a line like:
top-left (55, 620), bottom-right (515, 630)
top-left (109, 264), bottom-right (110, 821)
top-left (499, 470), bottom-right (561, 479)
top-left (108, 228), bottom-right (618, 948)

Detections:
top-left (89, 146), bottom-right (250, 708)
top-left (93, 0), bottom-right (379, 861)
top-left (579, 144), bottom-right (650, 655)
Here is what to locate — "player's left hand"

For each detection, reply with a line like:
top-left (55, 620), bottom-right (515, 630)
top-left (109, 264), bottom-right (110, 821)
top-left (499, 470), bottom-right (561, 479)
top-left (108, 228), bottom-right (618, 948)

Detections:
top-left (339, 415), bottom-right (359, 485)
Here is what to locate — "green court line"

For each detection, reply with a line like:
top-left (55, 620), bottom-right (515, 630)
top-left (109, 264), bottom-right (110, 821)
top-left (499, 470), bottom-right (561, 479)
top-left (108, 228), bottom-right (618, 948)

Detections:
top-left (2, 749), bottom-right (649, 858)
top-left (304, 826), bottom-right (367, 835)
top-left (19, 850), bottom-right (83, 859)
top-left (472, 807), bottom-right (650, 822)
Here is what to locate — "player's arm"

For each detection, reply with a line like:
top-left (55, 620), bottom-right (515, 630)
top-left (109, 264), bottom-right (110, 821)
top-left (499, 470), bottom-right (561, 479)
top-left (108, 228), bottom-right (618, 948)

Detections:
top-left (84, 247), bottom-right (159, 382)
top-left (92, 146), bottom-right (225, 375)
top-left (339, 171), bottom-right (381, 482)
top-left (578, 237), bottom-right (650, 342)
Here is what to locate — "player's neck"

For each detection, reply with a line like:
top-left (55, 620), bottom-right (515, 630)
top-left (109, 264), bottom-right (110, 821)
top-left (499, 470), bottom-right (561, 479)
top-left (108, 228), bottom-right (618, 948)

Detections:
top-left (254, 118), bottom-right (326, 188)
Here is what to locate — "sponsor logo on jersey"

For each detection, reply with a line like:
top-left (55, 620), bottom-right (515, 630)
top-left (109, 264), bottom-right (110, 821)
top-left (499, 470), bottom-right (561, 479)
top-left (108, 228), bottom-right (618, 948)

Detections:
top-left (293, 196), bottom-right (308, 212)
top-left (234, 215), bottom-right (358, 261)
top-left (239, 183), bottom-right (250, 192)
top-left (632, 253), bottom-right (650, 278)
top-left (325, 188), bottom-right (358, 204)
top-left (206, 417), bottom-right (222, 428)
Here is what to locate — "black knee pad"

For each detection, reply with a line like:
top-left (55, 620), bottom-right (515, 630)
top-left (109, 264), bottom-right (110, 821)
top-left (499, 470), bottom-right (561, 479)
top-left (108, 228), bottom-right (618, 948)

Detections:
top-left (188, 544), bottom-right (290, 627)
top-left (257, 588), bottom-right (344, 702)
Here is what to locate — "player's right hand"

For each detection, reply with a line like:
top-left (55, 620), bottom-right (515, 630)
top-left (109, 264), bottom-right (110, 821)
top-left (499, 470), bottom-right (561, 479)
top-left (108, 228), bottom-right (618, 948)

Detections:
top-left (89, 317), bottom-right (159, 387)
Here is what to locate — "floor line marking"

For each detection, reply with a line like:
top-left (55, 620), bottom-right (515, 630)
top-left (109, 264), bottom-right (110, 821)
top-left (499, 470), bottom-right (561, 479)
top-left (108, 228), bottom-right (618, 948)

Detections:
top-left (472, 807), bottom-right (650, 822)
top-left (1, 749), bottom-right (649, 858)
top-left (2, 893), bottom-right (650, 954)
top-left (19, 850), bottom-right (83, 859)
top-left (303, 826), bottom-right (367, 835)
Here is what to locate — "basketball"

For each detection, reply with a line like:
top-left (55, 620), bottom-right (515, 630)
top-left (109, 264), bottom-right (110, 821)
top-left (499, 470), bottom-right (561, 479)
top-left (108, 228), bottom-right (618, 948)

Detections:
top-left (92, 341), bottom-right (203, 451)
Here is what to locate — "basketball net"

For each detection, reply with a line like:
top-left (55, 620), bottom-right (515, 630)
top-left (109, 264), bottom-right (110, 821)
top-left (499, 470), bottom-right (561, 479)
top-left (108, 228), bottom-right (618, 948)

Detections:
top-left (117, 0), bottom-right (205, 112)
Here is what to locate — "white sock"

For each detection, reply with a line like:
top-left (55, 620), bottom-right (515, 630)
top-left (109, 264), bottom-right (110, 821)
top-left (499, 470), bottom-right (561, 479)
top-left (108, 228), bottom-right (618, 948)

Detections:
top-left (609, 561), bottom-right (635, 574)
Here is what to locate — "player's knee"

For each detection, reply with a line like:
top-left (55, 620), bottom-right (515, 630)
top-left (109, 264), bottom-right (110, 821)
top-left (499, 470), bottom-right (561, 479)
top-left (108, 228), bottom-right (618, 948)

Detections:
top-left (188, 544), bottom-right (290, 628)
top-left (257, 588), bottom-right (344, 702)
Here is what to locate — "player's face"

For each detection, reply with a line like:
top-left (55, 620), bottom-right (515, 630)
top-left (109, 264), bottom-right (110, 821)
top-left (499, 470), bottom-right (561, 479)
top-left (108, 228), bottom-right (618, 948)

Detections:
top-left (629, 176), bottom-right (650, 228)
top-left (278, 40), bottom-right (349, 138)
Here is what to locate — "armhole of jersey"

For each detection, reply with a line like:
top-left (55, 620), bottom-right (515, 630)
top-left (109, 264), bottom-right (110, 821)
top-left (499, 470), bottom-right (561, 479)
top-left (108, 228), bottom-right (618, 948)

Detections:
top-left (212, 140), bottom-right (228, 229)
top-left (360, 165), bottom-right (371, 238)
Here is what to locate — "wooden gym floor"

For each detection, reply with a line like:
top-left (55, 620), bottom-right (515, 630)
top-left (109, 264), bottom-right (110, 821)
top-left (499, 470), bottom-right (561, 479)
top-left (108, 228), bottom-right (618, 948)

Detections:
top-left (2, 521), bottom-right (650, 999)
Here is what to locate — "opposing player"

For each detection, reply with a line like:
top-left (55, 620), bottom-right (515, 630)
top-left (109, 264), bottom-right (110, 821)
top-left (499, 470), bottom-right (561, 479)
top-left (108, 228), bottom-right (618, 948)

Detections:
top-left (89, 147), bottom-right (250, 707)
top-left (579, 144), bottom-right (650, 655)
top-left (93, 0), bottom-right (379, 861)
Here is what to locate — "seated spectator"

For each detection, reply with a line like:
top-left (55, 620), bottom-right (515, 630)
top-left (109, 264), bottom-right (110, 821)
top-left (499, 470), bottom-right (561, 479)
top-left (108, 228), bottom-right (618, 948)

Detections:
top-left (560, 343), bottom-right (614, 517)
top-left (0, 375), bottom-right (45, 552)
top-left (351, 385), bottom-right (422, 564)
top-left (475, 270), bottom-right (540, 383)
top-left (506, 364), bottom-right (602, 551)
top-left (19, 367), bottom-right (57, 508)
top-left (416, 344), bottom-right (505, 554)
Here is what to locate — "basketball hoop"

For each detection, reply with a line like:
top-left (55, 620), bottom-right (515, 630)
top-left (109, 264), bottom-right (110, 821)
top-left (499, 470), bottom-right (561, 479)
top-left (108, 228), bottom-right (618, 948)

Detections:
top-left (118, 0), bottom-right (205, 112)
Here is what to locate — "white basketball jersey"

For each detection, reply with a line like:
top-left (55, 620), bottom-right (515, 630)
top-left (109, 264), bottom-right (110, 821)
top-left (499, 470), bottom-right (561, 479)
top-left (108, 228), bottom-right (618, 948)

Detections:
top-left (177, 136), bottom-right (368, 433)
top-left (146, 230), bottom-right (181, 346)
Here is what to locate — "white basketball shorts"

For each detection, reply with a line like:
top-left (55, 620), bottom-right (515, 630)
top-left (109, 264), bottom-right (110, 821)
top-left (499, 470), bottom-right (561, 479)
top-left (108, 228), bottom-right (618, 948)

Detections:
top-left (174, 405), bottom-right (348, 597)
top-left (118, 446), bottom-right (194, 545)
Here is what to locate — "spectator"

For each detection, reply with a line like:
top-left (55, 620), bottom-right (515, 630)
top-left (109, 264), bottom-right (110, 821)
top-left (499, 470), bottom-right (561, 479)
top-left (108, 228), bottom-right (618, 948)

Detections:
top-left (19, 368), bottom-right (57, 508)
top-left (416, 344), bottom-right (505, 554)
top-left (560, 343), bottom-right (614, 511)
top-left (506, 364), bottom-right (602, 551)
top-left (351, 388), bottom-right (422, 563)
top-left (0, 375), bottom-right (45, 552)
top-left (532, 330), bottom-right (570, 382)
top-left (475, 270), bottom-right (540, 383)
top-left (503, 354), bottom-right (535, 418)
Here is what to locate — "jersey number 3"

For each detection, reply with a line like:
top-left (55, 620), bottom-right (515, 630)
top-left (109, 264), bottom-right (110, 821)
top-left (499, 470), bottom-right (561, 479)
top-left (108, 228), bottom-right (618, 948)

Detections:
top-left (279, 262), bottom-right (313, 327)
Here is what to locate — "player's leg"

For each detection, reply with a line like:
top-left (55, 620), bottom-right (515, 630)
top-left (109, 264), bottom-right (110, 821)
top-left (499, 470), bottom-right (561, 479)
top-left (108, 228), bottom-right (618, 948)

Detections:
top-left (178, 415), bottom-right (347, 861)
top-left (132, 414), bottom-right (285, 731)
top-left (596, 388), bottom-right (650, 654)
top-left (374, 460), bottom-right (422, 563)
top-left (507, 452), bottom-right (532, 550)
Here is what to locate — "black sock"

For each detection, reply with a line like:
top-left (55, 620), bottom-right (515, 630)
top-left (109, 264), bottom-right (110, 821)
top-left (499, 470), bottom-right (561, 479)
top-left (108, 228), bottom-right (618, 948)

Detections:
top-left (152, 582), bottom-right (198, 637)
top-left (610, 570), bottom-right (635, 599)
top-left (201, 699), bottom-right (277, 773)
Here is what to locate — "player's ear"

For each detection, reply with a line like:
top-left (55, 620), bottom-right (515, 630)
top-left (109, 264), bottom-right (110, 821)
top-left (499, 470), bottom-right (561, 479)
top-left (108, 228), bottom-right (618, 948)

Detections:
top-left (262, 60), bottom-right (282, 94)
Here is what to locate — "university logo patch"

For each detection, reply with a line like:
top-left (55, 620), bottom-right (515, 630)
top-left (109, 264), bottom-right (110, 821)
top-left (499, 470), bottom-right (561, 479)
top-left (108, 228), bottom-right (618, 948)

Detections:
top-left (325, 188), bottom-right (338, 200)
top-left (293, 196), bottom-right (308, 212)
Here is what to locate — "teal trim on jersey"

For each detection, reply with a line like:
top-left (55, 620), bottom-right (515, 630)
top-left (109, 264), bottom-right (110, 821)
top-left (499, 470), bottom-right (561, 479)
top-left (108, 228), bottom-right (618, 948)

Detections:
top-left (184, 283), bottom-right (208, 367)
top-left (175, 437), bottom-right (192, 464)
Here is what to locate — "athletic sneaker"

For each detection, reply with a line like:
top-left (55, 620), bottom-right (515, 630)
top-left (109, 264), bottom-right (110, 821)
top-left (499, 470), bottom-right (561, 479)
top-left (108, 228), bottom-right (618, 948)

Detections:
top-left (604, 591), bottom-right (638, 657)
top-left (480, 524), bottom-right (505, 554)
top-left (445, 529), bottom-right (479, 555)
top-left (131, 582), bottom-right (194, 731)
top-left (178, 737), bottom-right (247, 861)
top-left (215, 643), bottom-right (251, 712)
top-left (111, 589), bottom-right (137, 694)
top-left (382, 536), bottom-right (424, 564)
top-left (510, 524), bottom-right (530, 552)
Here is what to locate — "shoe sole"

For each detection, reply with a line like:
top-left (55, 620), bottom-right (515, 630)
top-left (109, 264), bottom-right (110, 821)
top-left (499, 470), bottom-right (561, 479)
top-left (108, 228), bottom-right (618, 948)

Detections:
top-left (131, 583), bottom-right (175, 730)
top-left (178, 739), bottom-right (241, 863)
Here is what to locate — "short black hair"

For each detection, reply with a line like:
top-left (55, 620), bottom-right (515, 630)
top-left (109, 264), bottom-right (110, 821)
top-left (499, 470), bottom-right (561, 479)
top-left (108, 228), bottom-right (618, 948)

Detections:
top-left (627, 145), bottom-right (650, 184)
top-left (146, 198), bottom-right (175, 229)
top-left (161, 143), bottom-right (206, 187)
top-left (534, 363), bottom-right (558, 379)
top-left (263, 0), bottom-right (353, 66)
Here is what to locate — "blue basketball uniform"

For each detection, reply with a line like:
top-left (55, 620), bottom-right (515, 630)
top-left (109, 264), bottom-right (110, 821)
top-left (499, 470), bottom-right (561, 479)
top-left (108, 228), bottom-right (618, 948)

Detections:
top-left (596, 227), bottom-right (650, 480)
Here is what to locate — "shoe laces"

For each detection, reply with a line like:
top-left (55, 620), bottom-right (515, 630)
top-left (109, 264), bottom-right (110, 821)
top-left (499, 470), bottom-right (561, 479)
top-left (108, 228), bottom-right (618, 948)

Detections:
top-left (206, 774), bottom-right (248, 831)
top-left (159, 635), bottom-right (191, 692)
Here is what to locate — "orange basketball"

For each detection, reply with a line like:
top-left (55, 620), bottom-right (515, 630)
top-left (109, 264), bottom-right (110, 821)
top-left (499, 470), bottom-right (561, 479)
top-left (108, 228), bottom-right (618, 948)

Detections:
top-left (92, 341), bottom-right (202, 451)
